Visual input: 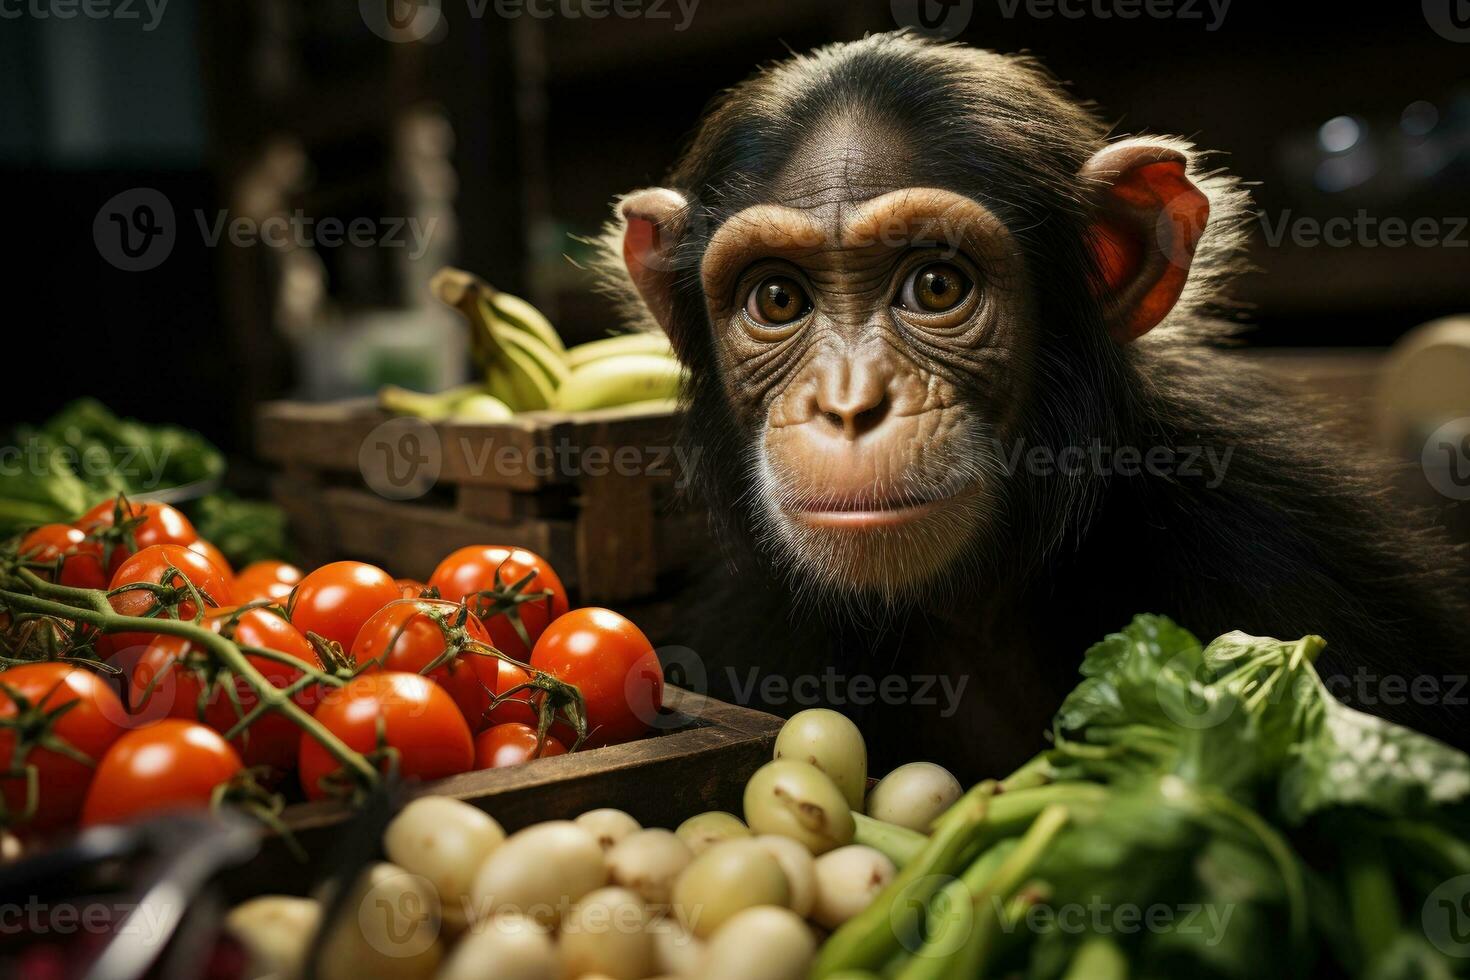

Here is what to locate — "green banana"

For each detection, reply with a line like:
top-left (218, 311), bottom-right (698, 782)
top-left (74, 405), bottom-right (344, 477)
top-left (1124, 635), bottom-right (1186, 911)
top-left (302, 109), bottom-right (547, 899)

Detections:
top-left (487, 289), bottom-right (566, 358)
top-left (478, 295), bottom-right (572, 390)
top-left (553, 353), bottom-right (684, 412)
top-left (378, 383), bottom-right (486, 421)
top-left (432, 266), bottom-right (568, 412)
top-left (567, 332), bottom-right (675, 368)
top-left (485, 343), bottom-right (559, 411)
top-left (450, 393), bottom-right (515, 423)
top-left (431, 266), bottom-right (567, 358)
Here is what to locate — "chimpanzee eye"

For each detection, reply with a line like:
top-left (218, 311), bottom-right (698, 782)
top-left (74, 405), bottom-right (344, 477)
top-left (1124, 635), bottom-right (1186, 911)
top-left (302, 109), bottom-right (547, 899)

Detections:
top-left (897, 262), bottom-right (973, 313)
top-left (745, 275), bottom-right (811, 327)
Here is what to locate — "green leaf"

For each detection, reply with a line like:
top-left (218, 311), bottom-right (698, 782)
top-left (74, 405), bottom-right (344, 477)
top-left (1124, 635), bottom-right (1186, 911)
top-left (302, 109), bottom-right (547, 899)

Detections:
top-left (1054, 614), bottom-right (1204, 735)
top-left (1279, 693), bottom-right (1470, 824)
top-left (186, 493), bottom-right (293, 568)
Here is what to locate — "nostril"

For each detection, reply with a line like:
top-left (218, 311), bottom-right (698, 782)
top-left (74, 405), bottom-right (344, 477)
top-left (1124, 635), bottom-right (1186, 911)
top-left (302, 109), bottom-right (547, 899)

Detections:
top-left (817, 395), bottom-right (890, 438)
top-left (851, 398), bottom-right (889, 436)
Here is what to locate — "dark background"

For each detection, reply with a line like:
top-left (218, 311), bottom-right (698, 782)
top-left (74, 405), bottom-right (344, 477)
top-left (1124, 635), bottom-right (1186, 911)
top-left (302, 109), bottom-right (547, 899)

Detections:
top-left (3, 0), bottom-right (1467, 460)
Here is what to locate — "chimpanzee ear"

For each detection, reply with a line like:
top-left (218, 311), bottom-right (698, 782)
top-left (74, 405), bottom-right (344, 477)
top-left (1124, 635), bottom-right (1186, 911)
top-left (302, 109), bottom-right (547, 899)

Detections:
top-left (1080, 140), bottom-right (1210, 343)
top-left (619, 187), bottom-right (690, 355)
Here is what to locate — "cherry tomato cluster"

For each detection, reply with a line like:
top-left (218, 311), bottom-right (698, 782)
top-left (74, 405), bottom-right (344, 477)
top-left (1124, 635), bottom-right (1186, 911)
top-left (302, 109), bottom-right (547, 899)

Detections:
top-left (0, 498), bottom-right (665, 839)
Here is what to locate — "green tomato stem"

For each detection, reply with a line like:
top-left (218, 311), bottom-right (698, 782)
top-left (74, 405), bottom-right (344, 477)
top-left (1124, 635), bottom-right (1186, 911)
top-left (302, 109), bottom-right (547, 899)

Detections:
top-left (0, 575), bottom-right (379, 790)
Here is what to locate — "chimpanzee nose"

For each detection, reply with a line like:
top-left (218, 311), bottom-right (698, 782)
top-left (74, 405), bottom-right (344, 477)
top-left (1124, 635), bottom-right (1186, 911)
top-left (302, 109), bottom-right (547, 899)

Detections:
top-left (813, 358), bottom-right (893, 439)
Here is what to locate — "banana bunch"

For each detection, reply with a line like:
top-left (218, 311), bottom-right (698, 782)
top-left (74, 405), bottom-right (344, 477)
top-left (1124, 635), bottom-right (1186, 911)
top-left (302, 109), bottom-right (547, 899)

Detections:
top-left (558, 333), bottom-right (682, 411)
top-left (426, 266), bottom-right (685, 414)
top-left (377, 383), bottom-right (513, 422)
top-left (431, 268), bottom-right (568, 411)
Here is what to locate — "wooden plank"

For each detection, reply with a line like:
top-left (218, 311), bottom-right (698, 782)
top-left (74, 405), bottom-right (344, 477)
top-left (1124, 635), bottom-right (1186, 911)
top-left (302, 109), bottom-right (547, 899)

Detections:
top-left (438, 415), bottom-right (567, 490)
top-left (257, 399), bottom-right (711, 600)
top-left (269, 470), bottom-right (339, 571)
top-left (575, 472), bottom-right (659, 602)
top-left (277, 687), bottom-right (781, 835)
top-left (226, 689), bottom-right (781, 900)
top-left (258, 400), bottom-right (686, 487)
top-left (256, 399), bottom-right (379, 472)
top-left (454, 485), bottom-right (520, 522)
top-left (456, 484), bottom-right (577, 522)
top-left (315, 487), bottom-right (579, 585)
top-left (653, 507), bottom-right (711, 574)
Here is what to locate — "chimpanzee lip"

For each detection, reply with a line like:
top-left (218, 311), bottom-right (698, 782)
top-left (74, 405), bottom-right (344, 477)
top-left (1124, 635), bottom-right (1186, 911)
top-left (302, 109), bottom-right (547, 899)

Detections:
top-left (784, 489), bottom-right (961, 529)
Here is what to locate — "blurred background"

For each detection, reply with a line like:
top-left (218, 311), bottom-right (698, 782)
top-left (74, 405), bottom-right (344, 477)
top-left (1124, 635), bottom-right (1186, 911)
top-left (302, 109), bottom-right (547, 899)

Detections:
top-left (2, 0), bottom-right (1468, 538)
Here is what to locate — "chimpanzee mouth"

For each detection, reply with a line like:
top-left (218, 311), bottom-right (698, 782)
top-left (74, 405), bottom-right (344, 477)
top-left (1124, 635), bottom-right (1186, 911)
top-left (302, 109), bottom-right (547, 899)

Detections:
top-left (783, 486), bottom-right (971, 530)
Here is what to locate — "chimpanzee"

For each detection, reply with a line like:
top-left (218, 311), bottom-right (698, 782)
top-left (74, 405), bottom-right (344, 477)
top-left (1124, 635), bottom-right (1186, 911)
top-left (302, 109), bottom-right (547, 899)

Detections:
top-left (600, 32), bottom-right (1470, 778)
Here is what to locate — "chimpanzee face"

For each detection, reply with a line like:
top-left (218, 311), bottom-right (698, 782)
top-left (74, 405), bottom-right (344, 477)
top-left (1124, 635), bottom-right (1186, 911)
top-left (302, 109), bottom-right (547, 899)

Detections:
top-left (696, 150), bottom-right (1037, 594)
top-left (617, 37), bottom-right (1209, 599)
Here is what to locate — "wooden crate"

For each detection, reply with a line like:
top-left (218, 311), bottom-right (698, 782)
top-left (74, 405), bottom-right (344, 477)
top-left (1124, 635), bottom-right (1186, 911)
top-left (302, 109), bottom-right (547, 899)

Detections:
top-left (255, 399), bottom-right (708, 604)
top-left (283, 687), bottom-right (778, 833)
top-left (229, 687), bottom-right (781, 897)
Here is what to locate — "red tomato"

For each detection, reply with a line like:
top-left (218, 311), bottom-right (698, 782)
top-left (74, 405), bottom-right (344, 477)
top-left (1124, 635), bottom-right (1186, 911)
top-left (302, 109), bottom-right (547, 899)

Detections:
top-left (288, 561), bottom-right (400, 650)
top-left (106, 544), bottom-right (234, 657)
top-left (80, 720), bottom-right (243, 827)
top-left (298, 672), bottom-right (473, 800)
top-left (130, 606), bottom-right (321, 771)
top-left (394, 578), bottom-right (429, 600)
top-left (188, 538), bottom-right (234, 582)
top-left (350, 599), bottom-right (499, 730)
top-left (530, 608), bottom-right (662, 748)
top-left (233, 560), bottom-right (302, 605)
top-left (484, 657), bottom-right (538, 729)
top-left (77, 498), bottom-right (198, 576)
top-left (0, 663), bottom-right (128, 829)
top-left (473, 723), bottom-right (567, 769)
top-left (18, 524), bottom-right (108, 591)
top-left (427, 546), bottom-right (568, 661)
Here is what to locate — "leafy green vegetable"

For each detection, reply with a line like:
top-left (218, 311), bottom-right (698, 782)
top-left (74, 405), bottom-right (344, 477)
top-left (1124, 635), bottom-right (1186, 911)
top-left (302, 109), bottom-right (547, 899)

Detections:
top-left (819, 615), bottom-right (1470, 980)
top-left (1, 401), bottom-right (290, 568)
top-left (1281, 694), bottom-right (1470, 823)
top-left (187, 493), bottom-right (294, 568)
top-left (0, 432), bottom-right (96, 529)
top-left (0, 399), bottom-right (227, 536)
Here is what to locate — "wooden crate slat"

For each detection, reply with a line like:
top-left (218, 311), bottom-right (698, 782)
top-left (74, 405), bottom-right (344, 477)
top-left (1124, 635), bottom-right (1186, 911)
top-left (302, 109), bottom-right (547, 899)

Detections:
top-left (227, 689), bottom-right (781, 899)
top-left (318, 487), bottom-right (578, 584)
top-left (439, 413), bottom-right (569, 490)
top-left (278, 688), bottom-right (779, 836)
top-left (456, 483), bottom-right (577, 522)
top-left (256, 399), bottom-right (386, 473)
top-left (575, 472), bottom-right (659, 602)
top-left (257, 400), bottom-right (710, 602)
top-left (653, 507), bottom-right (710, 571)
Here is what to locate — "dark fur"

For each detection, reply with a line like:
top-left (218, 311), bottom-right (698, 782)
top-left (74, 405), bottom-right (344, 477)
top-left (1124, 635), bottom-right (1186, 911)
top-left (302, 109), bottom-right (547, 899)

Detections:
top-left (601, 33), bottom-right (1470, 778)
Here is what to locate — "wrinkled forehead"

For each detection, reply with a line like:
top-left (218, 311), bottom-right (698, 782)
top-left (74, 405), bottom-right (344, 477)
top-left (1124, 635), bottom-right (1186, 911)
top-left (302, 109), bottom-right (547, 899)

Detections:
top-left (768, 110), bottom-right (920, 211)
top-left (701, 187), bottom-right (1015, 304)
top-left (695, 109), bottom-right (1025, 301)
